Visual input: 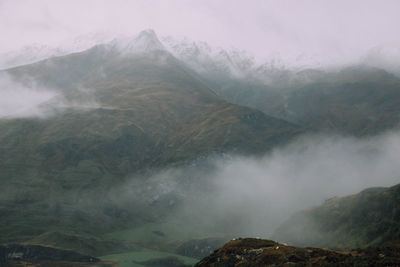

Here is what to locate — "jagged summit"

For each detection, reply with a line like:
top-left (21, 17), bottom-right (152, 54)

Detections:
top-left (110, 28), bottom-right (166, 54)
top-left (162, 35), bottom-right (256, 78)
top-left (132, 29), bottom-right (165, 51)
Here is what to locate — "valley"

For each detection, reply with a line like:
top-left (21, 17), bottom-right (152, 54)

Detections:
top-left (1, 23), bottom-right (400, 266)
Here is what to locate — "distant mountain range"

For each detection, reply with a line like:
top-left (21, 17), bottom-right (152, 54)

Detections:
top-left (3, 30), bottom-right (400, 136)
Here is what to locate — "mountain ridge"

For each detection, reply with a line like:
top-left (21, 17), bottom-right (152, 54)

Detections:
top-left (0, 35), bottom-right (303, 246)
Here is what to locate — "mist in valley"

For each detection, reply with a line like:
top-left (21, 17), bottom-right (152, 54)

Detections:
top-left (115, 130), bottom-right (400, 240)
top-left (1, 1), bottom-right (400, 265)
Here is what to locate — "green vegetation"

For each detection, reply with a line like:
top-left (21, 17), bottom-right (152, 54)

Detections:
top-left (0, 44), bottom-right (302, 263)
top-left (3, 31), bottom-right (400, 266)
top-left (100, 249), bottom-right (198, 267)
top-left (104, 221), bottom-right (208, 243)
top-left (196, 238), bottom-right (400, 267)
top-left (274, 184), bottom-right (400, 249)
top-left (210, 65), bottom-right (400, 135)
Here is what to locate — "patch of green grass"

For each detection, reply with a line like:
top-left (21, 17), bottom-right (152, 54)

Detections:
top-left (104, 221), bottom-right (208, 243)
top-left (100, 249), bottom-right (198, 267)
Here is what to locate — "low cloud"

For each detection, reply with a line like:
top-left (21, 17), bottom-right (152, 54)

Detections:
top-left (0, 74), bottom-right (58, 118)
top-left (0, 74), bottom-right (99, 119)
top-left (118, 131), bottom-right (400, 238)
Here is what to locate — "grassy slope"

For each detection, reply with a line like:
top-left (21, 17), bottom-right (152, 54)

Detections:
top-left (0, 47), bottom-right (302, 257)
top-left (196, 238), bottom-right (400, 267)
top-left (280, 70), bottom-right (400, 135)
top-left (274, 183), bottom-right (400, 249)
top-left (210, 65), bottom-right (400, 135)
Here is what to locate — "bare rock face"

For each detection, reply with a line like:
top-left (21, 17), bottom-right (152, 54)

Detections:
top-left (195, 238), bottom-right (400, 267)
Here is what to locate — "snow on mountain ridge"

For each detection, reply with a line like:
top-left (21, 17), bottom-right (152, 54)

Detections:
top-left (0, 45), bottom-right (67, 70)
top-left (0, 29), bottom-right (295, 76)
top-left (110, 29), bottom-right (166, 54)
top-left (161, 35), bottom-right (257, 78)
top-left (0, 31), bottom-right (115, 70)
top-left (1, 29), bottom-right (398, 79)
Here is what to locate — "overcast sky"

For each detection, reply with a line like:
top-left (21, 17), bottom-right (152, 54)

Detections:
top-left (1, 0), bottom-right (399, 63)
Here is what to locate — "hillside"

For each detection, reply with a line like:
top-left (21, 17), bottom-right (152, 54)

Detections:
top-left (0, 30), bottom-right (302, 248)
top-left (5, 32), bottom-right (400, 136)
top-left (208, 65), bottom-right (400, 135)
top-left (167, 43), bottom-right (400, 136)
top-left (273, 183), bottom-right (400, 249)
top-left (195, 238), bottom-right (400, 267)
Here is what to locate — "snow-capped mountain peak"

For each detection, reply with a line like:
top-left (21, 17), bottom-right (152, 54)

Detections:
top-left (162, 35), bottom-right (257, 78)
top-left (110, 29), bottom-right (166, 54)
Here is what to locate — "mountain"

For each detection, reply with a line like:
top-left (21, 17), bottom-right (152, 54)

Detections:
top-left (161, 36), bottom-right (400, 135)
top-left (162, 36), bottom-right (256, 78)
top-left (273, 183), bottom-right (400, 249)
top-left (0, 30), bottom-right (302, 246)
top-left (270, 66), bottom-right (400, 135)
top-left (0, 45), bottom-right (67, 70)
top-left (204, 64), bottom-right (400, 135)
top-left (0, 32), bottom-right (115, 70)
top-left (111, 29), bottom-right (166, 54)
top-left (3, 29), bottom-right (400, 265)
top-left (5, 33), bottom-right (400, 137)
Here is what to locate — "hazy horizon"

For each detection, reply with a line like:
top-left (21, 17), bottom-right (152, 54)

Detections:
top-left (1, 0), bottom-right (400, 67)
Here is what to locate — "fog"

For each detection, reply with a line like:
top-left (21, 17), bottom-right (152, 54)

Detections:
top-left (0, 74), bottom-right (98, 119)
top-left (0, 0), bottom-right (398, 245)
top-left (0, 74), bottom-right (58, 118)
top-left (1, 0), bottom-right (399, 67)
top-left (119, 131), bottom-right (400, 238)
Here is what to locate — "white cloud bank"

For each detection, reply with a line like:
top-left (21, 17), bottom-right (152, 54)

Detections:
top-left (129, 131), bottom-right (400, 237)
top-left (0, 74), bottom-right (98, 119)
top-left (0, 0), bottom-right (399, 66)
top-left (0, 74), bottom-right (57, 118)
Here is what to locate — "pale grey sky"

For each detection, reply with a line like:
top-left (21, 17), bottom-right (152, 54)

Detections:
top-left (0, 0), bottom-right (399, 62)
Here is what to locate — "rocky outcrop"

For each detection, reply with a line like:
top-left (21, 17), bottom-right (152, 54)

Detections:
top-left (195, 238), bottom-right (400, 267)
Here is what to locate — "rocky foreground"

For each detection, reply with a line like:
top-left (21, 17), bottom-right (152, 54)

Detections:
top-left (195, 238), bottom-right (400, 267)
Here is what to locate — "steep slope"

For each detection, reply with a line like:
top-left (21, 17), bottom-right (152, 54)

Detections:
top-left (275, 66), bottom-right (400, 135)
top-left (2, 31), bottom-right (301, 175)
top-left (273, 183), bottom-right (400, 249)
top-left (0, 32), bottom-right (115, 70)
top-left (199, 63), bottom-right (400, 136)
top-left (164, 39), bottom-right (400, 136)
top-left (0, 30), bottom-right (302, 244)
top-left (6, 32), bottom-right (400, 136)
